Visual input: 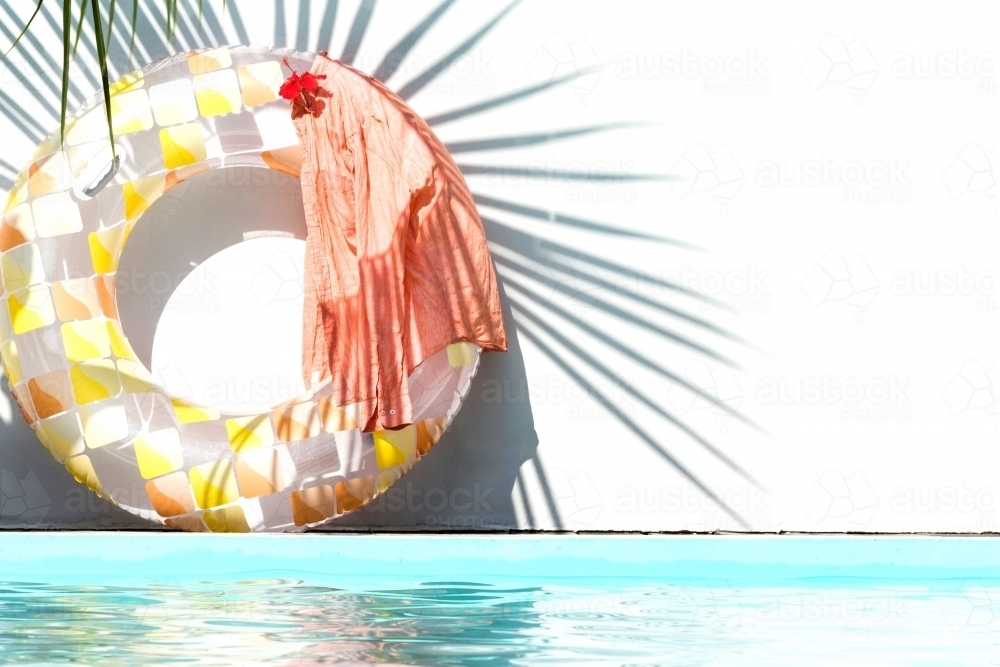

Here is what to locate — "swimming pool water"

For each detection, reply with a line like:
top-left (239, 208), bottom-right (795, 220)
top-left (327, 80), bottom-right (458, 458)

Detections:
top-left (0, 535), bottom-right (997, 665)
top-left (2, 577), bottom-right (998, 665)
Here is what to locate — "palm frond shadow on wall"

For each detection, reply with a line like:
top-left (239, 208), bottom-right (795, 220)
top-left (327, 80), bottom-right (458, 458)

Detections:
top-left (0, 0), bottom-right (764, 531)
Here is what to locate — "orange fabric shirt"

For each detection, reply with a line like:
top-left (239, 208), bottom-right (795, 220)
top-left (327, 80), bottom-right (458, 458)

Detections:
top-left (293, 54), bottom-right (507, 432)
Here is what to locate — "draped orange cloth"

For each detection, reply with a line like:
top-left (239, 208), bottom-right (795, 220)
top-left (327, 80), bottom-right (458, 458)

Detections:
top-left (293, 54), bottom-right (507, 433)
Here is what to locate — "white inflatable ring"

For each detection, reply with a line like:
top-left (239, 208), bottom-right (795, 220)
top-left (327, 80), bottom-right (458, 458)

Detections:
top-left (0, 46), bottom-right (481, 532)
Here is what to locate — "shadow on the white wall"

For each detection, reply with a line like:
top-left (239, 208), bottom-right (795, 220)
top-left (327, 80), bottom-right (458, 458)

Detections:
top-left (0, 0), bottom-right (765, 530)
top-left (0, 381), bottom-right (152, 528)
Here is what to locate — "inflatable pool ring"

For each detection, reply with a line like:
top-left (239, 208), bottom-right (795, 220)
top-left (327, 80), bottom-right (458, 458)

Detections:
top-left (0, 46), bottom-right (482, 532)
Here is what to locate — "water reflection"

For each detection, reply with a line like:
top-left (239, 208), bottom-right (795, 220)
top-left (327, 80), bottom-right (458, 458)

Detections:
top-left (0, 579), bottom-right (997, 665)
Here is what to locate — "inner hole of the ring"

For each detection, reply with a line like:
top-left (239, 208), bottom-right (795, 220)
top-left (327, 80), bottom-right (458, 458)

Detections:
top-left (116, 166), bottom-right (308, 415)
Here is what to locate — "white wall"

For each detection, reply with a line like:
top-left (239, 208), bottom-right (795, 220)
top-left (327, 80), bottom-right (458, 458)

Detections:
top-left (0, 0), bottom-right (997, 531)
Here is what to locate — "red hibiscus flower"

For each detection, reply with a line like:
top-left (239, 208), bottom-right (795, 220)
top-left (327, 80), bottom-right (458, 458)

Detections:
top-left (280, 58), bottom-right (328, 117)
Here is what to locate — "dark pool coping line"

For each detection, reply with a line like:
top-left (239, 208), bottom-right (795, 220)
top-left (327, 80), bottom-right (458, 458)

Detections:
top-left (2, 527), bottom-right (1000, 536)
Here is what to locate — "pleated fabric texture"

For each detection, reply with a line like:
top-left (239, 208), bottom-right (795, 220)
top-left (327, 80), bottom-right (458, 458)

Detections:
top-left (293, 54), bottom-right (507, 433)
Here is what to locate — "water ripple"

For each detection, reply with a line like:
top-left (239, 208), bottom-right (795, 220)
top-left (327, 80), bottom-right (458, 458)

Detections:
top-left (0, 579), bottom-right (997, 665)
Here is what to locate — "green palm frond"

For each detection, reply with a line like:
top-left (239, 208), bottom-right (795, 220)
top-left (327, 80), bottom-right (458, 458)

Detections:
top-left (129, 0), bottom-right (138, 56)
top-left (90, 0), bottom-right (114, 157)
top-left (73, 0), bottom-right (87, 57)
top-left (106, 0), bottom-right (116, 48)
top-left (3, 1), bottom-right (233, 154)
top-left (2, 0), bottom-right (45, 59)
top-left (61, 0), bottom-right (72, 143)
top-left (165, 0), bottom-right (176, 40)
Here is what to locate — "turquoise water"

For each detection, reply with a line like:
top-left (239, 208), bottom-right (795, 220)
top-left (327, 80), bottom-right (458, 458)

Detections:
top-left (0, 535), bottom-right (998, 665)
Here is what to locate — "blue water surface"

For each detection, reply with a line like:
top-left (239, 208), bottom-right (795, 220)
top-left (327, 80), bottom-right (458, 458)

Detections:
top-left (0, 535), bottom-right (997, 665)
